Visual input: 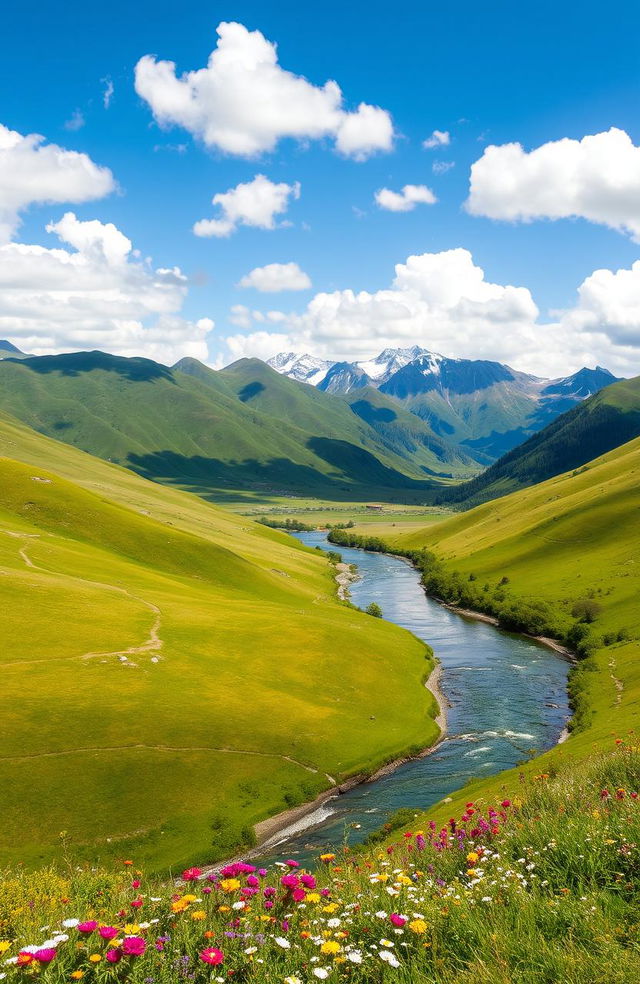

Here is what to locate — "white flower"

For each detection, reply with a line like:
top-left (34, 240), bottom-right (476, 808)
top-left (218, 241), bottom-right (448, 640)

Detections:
top-left (380, 939), bottom-right (394, 948)
top-left (62, 919), bottom-right (79, 928)
top-left (327, 918), bottom-right (341, 928)
top-left (275, 937), bottom-right (291, 949)
top-left (313, 970), bottom-right (330, 980)
top-left (285, 977), bottom-right (302, 984)
top-left (244, 947), bottom-right (257, 955)
top-left (347, 951), bottom-right (363, 963)
top-left (380, 950), bottom-right (400, 968)
top-left (375, 910), bottom-right (387, 919)
top-left (232, 900), bottom-right (246, 910)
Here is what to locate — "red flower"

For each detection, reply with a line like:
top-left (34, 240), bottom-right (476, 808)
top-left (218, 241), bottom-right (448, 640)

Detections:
top-left (200, 947), bottom-right (224, 965)
top-left (183, 867), bottom-right (203, 881)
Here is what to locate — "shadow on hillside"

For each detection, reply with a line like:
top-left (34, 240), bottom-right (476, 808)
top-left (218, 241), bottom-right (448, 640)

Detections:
top-left (238, 381), bottom-right (266, 402)
top-left (15, 352), bottom-right (175, 383)
top-left (127, 447), bottom-right (436, 505)
top-left (350, 399), bottom-right (397, 424)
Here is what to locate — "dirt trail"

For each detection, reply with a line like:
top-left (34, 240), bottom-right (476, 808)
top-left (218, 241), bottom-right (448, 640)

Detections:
top-left (608, 657), bottom-right (624, 704)
top-left (4, 530), bottom-right (163, 664)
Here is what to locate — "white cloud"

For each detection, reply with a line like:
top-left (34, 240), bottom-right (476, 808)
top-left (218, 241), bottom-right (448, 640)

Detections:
top-left (0, 123), bottom-right (115, 243)
top-left (64, 109), bottom-right (85, 132)
top-left (375, 184), bottom-right (436, 212)
top-left (432, 160), bottom-right (454, 175)
top-left (423, 129), bottom-right (450, 149)
top-left (219, 248), bottom-right (640, 378)
top-left (193, 174), bottom-right (300, 238)
top-left (134, 21), bottom-right (394, 160)
top-left (467, 127), bottom-right (640, 240)
top-left (102, 77), bottom-right (114, 109)
top-left (0, 212), bottom-right (212, 364)
top-left (238, 261), bottom-right (311, 292)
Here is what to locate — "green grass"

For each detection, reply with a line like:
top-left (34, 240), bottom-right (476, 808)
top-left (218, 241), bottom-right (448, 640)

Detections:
top-left (0, 352), bottom-right (449, 502)
top-left (0, 744), bottom-right (638, 983)
top-left (0, 411), bottom-right (441, 872)
top-left (339, 435), bottom-right (640, 826)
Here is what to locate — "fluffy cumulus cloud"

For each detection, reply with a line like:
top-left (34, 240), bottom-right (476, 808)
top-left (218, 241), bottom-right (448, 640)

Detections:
top-left (467, 127), bottom-right (640, 240)
top-left (218, 248), bottom-right (640, 377)
top-left (0, 212), bottom-right (212, 364)
top-left (134, 21), bottom-right (394, 160)
top-left (193, 174), bottom-right (300, 238)
top-left (375, 184), bottom-right (437, 212)
top-left (238, 261), bottom-right (311, 292)
top-left (0, 123), bottom-right (115, 243)
top-left (423, 129), bottom-right (450, 149)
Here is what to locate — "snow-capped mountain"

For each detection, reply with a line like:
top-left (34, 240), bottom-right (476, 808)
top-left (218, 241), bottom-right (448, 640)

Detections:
top-left (266, 352), bottom-right (333, 386)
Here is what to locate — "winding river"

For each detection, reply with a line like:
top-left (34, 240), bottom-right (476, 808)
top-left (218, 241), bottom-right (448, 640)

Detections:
top-left (260, 530), bottom-right (571, 863)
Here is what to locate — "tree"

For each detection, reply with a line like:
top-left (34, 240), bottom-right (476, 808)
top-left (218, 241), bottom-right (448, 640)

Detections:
top-left (365, 602), bottom-right (383, 618)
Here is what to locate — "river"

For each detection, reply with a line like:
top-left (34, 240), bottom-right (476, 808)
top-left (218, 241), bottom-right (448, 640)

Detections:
top-left (258, 530), bottom-right (570, 862)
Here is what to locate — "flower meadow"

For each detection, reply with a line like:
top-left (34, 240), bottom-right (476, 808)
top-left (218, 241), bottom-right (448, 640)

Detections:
top-left (1, 745), bottom-right (639, 984)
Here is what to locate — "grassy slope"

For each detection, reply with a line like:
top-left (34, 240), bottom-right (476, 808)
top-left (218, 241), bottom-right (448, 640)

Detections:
top-left (0, 412), bottom-right (440, 872)
top-left (444, 373), bottom-right (640, 505)
top-left (0, 352), bottom-right (439, 504)
top-left (349, 436), bottom-right (640, 823)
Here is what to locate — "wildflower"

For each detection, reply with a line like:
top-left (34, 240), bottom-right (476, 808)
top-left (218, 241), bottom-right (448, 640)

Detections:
top-left (171, 899), bottom-right (189, 913)
top-left (70, 972), bottom-right (84, 979)
top-left (98, 927), bottom-right (119, 940)
top-left (190, 910), bottom-right (206, 921)
top-left (62, 919), bottom-right (80, 929)
top-left (319, 854), bottom-right (336, 863)
top-left (89, 954), bottom-right (102, 963)
top-left (34, 948), bottom-right (57, 964)
top-left (275, 937), bottom-right (291, 949)
top-left (77, 921), bottom-right (98, 934)
top-left (183, 867), bottom-right (202, 881)
top-left (380, 950), bottom-right (400, 967)
top-left (220, 879), bottom-right (241, 893)
top-left (106, 948), bottom-right (122, 964)
top-left (122, 937), bottom-right (146, 957)
top-left (409, 920), bottom-right (427, 934)
top-left (389, 914), bottom-right (406, 927)
top-left (320, 940), bottom-right (341, 955)
top-left (285, 977), bottom-right (302, 984)
top-left (200, 948), bottom-right (224, 965)
top-left (313, 969), bottom-right (330, 979)
top-left (0, 946), bottom-right (9, 956)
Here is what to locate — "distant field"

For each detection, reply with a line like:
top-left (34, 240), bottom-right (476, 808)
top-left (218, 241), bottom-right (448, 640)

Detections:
top-left (0, 412), bottom-right (440, 872)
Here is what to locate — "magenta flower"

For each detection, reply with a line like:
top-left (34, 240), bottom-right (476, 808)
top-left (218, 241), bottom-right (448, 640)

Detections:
top-left (182, 867), bottom-right (202, 881)
top-left (99, 926), bottom-right (120, 940)
top-left (77, 920), bottom-right (98, 934)
top-left (106, 948), bottom-right (122, 964)
top-left (34, 948), bottom-right (56, 964)
top-left (200, 947), bottom-right (224, 965)
top-left (390, 914), bottom-right (407, 927)
top-left (122, 936), bottom-right (146, 957)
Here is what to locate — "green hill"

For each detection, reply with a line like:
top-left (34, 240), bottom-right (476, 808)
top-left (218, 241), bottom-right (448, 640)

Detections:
top-left (0, 351), bottom-right (439, 503)
top-left (0, 410), bottom-right (440, 871)
top-left (443, 374), bottom-right (640, 506)
top-left (213, 357), bottom-right (475, 478)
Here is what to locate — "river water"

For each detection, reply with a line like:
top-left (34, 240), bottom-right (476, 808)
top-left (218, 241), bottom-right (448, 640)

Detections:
top-left (260, 530), bottom-right (570, 862)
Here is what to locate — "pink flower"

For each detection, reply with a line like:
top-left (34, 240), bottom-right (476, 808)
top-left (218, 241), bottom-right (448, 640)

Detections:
top-left (292, 889), bottom-right (306, 902)
top-left (183, 867), bottom-right (202, 881)
top-left (300, 874), bottom-right (316, 889)
top-left (280, 874), bottom-right (299, 889)
top-left (77, 921), bottom-right (98, 934)
top-left (34, 948), bottom-right (56, 964)
top-left (501, 799), bottom-right (512, 808)
top-left (246, 875), bottom-right (260, 888)
top-left (202, 886), bottom-right (212, 895)
top-left (130, 898), bottom-right (143, 909)
top-left (131, 880), bottom-right (141, 889)
top-left (264, 900), bottom-right (274, 910)
top-left (106, 948), bottom-right (122, 964)
top-left (122, 936), bottom-right (146, 957)
top-left (390, 914), bottom-right (406, 927)
top-left (285, 859), bottom-right (300, 868)
top-left (99, 926), bottom-right (120, 940)
top-left (200, 947), bottom-right (224, 965)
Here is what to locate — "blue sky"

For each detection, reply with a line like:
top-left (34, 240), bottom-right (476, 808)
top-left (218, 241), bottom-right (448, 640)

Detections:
top-left (2, 0), bottom-right (640, 376)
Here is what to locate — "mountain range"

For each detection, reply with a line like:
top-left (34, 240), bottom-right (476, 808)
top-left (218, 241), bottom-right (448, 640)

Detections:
top-left (268, 348), bottom-right (620, 464)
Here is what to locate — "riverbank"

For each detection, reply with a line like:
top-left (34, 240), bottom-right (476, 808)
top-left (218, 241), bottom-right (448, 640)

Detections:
top-left (443, 602), bottom-right (576, 662)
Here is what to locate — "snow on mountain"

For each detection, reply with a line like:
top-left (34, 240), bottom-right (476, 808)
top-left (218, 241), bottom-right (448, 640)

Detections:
top-left (266, 352), bottom-right (333, 386)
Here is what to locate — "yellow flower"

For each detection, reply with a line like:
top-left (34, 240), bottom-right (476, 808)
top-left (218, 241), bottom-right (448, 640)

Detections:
top-left (466, 852), bottom-right (479, 864)
top-left (320, 940), bottom-right (341, 955)
top-left (0, 942), bottom-right (11, 954)
top-left (183, 894), bottom-right (197, 903)
top-left (218, 905), bottom-right (230, 913)
top-left (409, 919), bottom-right (428, 935)
top-left (396, 875), bottom-right (412, 886)
top-left (124, 924), bottom-right (140, 935)
top-left (466, 869), bottom-right (477, 878)
top-left (306, 893), bottom-right (321, 903)
top-left (171, 900), bottom-right (188, 913)
top-left (70, 973), bottom-right (84, 980)
top-left (220, 878), bottom-right (241, 892)
top-left (89, 954), bottom-right (102, 963)
top-left (319, 853), bottom-right (335, 862)
top-left (190, 910), bottom-right (206, 921)
top-left (322, 903), bottom-right (339, 914)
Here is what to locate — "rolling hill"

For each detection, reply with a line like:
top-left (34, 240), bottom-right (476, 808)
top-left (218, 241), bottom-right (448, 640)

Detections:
top-left (0, 351), bottom-right (443, 503)
top-left (0, 409), bottom-right (440, 870)
top-left (442, 373), bottom-right (640, 506)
